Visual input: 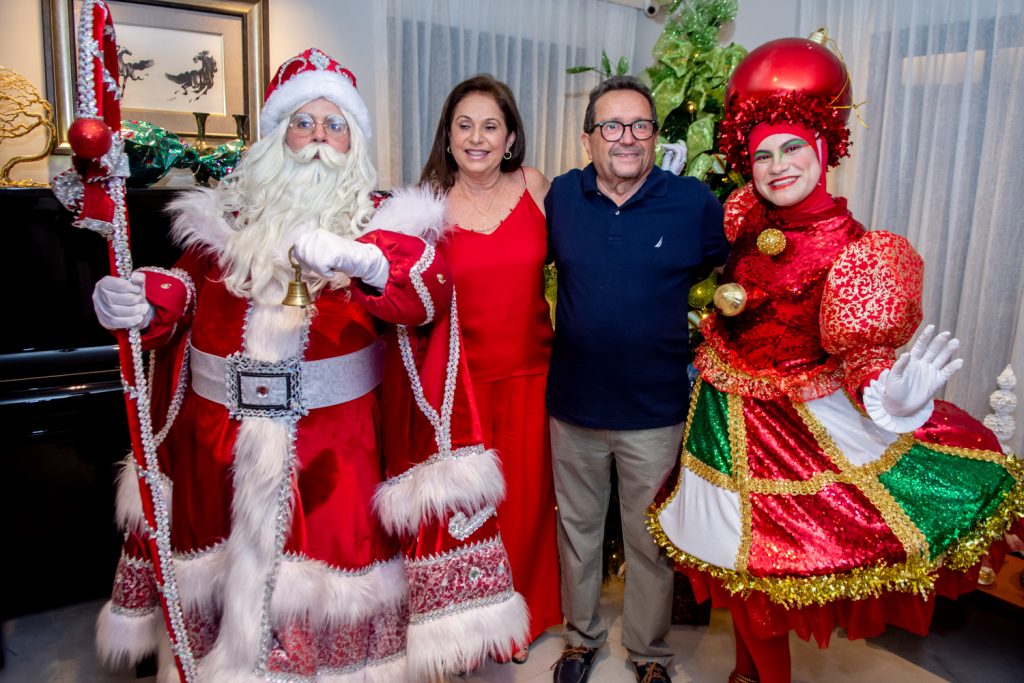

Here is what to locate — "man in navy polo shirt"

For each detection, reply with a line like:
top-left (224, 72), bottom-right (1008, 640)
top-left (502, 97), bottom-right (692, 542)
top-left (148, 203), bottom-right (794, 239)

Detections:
top-left (546, 75), bottom-right (729, 683)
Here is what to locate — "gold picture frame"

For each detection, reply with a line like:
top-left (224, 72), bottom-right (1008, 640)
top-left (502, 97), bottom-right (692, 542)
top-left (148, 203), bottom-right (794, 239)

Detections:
top-left (43, 0), bottom-right (269, 153)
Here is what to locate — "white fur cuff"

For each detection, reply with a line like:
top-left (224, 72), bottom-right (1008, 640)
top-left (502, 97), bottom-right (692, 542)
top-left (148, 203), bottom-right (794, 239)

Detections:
top-left (95, 599), bottom-right (161, 668)
top-left (372, 447), bottom-right (506, 536)
top-left (407, 591), bottom-right (529, 680)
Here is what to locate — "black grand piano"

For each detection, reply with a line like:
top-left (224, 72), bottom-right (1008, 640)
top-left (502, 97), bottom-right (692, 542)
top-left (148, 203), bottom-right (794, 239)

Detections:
top-left (0, 187), bottom-right (181, 629)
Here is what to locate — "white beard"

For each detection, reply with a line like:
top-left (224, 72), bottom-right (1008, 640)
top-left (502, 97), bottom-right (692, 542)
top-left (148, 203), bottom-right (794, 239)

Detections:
top-left (218, 125), bottom-right (377, 303)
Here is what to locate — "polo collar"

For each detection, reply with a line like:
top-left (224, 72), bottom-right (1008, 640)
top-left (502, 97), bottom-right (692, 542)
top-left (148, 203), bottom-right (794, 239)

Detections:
top-left (581, 163), bottom-right (670, 206)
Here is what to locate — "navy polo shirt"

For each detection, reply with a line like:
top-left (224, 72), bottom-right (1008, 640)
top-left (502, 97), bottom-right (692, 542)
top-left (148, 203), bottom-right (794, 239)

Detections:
top-left (545, 164), bottom-right (729, 430)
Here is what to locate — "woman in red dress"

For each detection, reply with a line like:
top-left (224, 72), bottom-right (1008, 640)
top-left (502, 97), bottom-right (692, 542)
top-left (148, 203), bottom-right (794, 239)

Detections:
top-left (420, 75), bottom-right (562, 663)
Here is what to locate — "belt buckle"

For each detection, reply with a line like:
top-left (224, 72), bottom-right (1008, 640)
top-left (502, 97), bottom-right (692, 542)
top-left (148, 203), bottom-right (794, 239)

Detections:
top-left (224, 353), bottom-right (305, 419)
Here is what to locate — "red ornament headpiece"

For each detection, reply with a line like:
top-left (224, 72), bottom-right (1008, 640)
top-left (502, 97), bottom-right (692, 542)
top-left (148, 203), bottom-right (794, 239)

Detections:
top-left (260, 47), bottom-right (371, 139)
top-left (719, 32), bottom-right (853, 177)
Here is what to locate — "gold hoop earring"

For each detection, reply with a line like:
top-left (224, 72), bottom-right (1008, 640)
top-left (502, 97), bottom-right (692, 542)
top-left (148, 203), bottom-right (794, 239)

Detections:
top-left (503, 150), bottom-right (512, 160)
top-left (447, 146), bottom-right (452, 155)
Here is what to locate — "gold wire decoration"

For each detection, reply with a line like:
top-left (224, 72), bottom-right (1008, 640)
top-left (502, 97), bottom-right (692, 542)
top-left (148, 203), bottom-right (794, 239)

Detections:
top-left (0, 65), bottom-right (57, 187)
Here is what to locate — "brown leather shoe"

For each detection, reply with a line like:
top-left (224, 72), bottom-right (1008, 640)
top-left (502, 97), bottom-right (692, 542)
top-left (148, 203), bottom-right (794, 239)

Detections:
top-left (634, 661), bottom-right (672, 683)
top-left (552, 645), bottom-right (599, 683)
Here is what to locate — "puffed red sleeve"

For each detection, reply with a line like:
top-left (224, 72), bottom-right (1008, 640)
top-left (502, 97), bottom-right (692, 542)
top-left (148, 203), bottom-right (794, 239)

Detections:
top-left (820, 230), bottom-right (924, 399)
top-left (137, 248), bottom-right (206, 349)
top-left (349, 228), bottom-right (453, 326)
top-left (723, 183), bottom-right (765, 243)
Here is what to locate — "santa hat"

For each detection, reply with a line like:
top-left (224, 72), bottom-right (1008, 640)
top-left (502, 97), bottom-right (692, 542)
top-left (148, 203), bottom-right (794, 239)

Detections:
top-left (260, 47), bottom-right (371, 140)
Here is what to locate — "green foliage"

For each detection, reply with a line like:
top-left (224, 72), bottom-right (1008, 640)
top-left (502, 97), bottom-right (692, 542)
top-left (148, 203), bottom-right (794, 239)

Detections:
top-left (647, 0), bottom-right (746, 200)
top-left (567, 50), bottom-right (632, 79)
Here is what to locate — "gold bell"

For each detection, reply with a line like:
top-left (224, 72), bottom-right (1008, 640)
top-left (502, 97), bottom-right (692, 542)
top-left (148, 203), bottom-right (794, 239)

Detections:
top-left (282, 246), bottom-right (312, 307)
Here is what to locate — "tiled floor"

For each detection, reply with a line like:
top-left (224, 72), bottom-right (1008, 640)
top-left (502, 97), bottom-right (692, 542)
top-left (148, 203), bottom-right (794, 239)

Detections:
top-left (2, 576), bottom-right (1022, 682)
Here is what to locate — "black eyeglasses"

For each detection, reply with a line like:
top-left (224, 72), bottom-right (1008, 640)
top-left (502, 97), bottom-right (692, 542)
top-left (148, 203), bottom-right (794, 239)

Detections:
top-left (591, 119), bottom-right (657, 142)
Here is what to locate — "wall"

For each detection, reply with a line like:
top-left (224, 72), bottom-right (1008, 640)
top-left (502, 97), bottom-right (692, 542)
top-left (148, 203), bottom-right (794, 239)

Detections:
top-left (0, 0), bottom-right (383, 186)
top-left (0, 0), bottom-right (802, 187)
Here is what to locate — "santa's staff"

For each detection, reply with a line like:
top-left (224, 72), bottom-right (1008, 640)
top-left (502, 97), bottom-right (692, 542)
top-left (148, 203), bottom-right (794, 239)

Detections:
top-left (51, 1), bottom-right (194, 680)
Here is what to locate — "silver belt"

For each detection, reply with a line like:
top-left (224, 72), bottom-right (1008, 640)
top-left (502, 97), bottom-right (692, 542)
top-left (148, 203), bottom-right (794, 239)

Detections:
top-left (189, 340), bottom-right (384, 419)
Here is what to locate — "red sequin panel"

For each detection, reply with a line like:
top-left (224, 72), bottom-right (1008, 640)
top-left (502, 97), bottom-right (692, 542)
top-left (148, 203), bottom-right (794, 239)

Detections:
top-left (743, 396), bottom-right (840, 481)
top-left (405, 536), bottom-right (513, 621)
top-left (110, 554), bottom-right (157, 613)
top-left (747, 483), bottom-right (906, 577)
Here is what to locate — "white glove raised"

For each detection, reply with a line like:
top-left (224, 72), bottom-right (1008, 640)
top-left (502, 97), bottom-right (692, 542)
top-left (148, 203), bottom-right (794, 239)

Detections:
top-left (863, 324), bottom-right (963, 433)
top-left (660, 141), bottom-right (688, 175)
top-left (92, 272), bottom-right (154, 330)
top-left (291, 229), bottom-right (390, 290)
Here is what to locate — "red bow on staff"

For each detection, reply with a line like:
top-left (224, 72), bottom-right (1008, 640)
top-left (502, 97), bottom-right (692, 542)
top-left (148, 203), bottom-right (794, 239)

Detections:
top-left (51, 1), bottom-right (195, 680)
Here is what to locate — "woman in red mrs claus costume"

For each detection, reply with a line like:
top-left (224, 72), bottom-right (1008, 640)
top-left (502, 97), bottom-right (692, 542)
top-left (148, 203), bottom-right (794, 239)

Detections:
top-left (647, 33), bottom-right (1024, 683)
top-left (91, 47), bottom-right (527, 682)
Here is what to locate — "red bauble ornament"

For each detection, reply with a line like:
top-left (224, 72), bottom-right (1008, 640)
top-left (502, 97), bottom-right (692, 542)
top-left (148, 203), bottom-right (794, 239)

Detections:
top-left (726, 37), bottom-right (852, 121)
top-left (68, 117), bottom-right (113, 160)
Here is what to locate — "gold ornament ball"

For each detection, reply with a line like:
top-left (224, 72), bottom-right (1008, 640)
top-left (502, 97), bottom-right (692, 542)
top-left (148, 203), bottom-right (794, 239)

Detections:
top-left (713, 283), bottom-right (748, 317)
top-left (756, 228), bottom-right (786, 256)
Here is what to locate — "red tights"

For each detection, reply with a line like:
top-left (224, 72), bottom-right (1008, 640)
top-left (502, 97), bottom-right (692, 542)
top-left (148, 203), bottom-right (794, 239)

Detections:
top-left (729, 606), bottom-right (791, 683)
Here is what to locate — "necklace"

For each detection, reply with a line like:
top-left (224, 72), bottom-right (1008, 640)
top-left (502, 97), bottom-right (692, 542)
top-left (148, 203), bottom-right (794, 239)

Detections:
top-left (456, 176), bottom-right (502, 228)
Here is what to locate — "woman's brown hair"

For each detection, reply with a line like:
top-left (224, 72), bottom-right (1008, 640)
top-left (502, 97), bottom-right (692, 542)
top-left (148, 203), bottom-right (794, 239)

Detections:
top-left (419, 74), bottom-right (526, 192)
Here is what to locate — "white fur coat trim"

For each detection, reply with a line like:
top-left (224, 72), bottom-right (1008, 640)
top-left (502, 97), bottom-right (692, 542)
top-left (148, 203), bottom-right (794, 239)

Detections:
top-left (320, 655), bottom-right (408, 683)
top-left (167, 186), bottom-right (235, 257)
top-left (407, 591), bottom-right (529, 680)
top-left (114, 454), bottom-right (172, 537)
top-left (199, 302), bottom-right (305, 678)
top-left (271, 555), bottom-right (407, 626)
top-left (373, 447), bottom-right (506, 536)
top-left (95, 600), bottom-right (161, 668)
top-left (367, 184), bottom-right (448, 244)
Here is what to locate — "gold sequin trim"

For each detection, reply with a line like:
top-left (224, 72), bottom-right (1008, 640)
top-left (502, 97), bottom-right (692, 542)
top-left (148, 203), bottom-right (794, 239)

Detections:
top-left (730, 392), bottom-right (753, 573)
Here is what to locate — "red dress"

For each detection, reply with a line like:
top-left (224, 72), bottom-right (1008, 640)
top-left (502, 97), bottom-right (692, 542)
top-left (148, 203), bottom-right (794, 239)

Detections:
top-left (447, 184), bottom-right (563, 641)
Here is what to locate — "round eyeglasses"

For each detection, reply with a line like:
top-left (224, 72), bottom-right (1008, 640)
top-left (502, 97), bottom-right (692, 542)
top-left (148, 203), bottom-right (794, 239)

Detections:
top-left (592, 119), bottom-right (657, 142)
top-left (288, 113), bottom-right (349, 138)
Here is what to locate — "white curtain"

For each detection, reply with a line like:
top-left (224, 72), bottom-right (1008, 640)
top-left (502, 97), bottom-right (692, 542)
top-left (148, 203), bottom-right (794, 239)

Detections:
top-left (798, 0), bottom-right (1024, 455)
top-left (378, 0), bottom-right (638, 187)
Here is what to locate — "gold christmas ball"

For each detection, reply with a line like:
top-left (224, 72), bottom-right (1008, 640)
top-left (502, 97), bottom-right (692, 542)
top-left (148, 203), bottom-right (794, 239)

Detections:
top-left (713, 283), bottom-right (748, 316)
top-left (756, 228), bottom-right (787, 256)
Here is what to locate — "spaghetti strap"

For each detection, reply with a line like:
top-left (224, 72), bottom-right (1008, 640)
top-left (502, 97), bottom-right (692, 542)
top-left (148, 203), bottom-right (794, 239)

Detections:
top-left (518, 166), bottom-right (527, 187)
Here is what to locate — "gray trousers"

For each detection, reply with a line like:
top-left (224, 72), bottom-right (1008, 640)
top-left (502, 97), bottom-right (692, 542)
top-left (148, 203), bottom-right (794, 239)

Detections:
top-left (550, 416), bottom-right (684, 665)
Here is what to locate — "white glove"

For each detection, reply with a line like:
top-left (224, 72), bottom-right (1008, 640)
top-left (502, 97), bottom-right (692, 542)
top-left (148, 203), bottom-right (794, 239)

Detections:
top-left (292, 229), bottom-right (390, 290)
top-left (660, 141), bottom-right (688, 175)
top-left (863, 324), bottom-right (963, 433)
top-left (92, 272), bottom-right (154, 330)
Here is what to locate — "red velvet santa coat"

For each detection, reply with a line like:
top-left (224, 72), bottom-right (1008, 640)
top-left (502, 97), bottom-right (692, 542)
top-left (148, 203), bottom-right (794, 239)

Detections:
top-left (96, 186), bottom-right (527, 682)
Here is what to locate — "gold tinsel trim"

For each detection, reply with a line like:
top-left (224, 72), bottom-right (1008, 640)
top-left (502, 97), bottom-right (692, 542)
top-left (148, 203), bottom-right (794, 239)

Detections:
top-left (942, 457), bottom-right (1024, 572)
top-left (647, 512), bottom-right (937, 609)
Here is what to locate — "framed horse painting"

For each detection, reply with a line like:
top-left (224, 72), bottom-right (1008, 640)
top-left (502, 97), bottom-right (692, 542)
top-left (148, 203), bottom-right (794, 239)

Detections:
top-left (43, 0), bottom-right (269, 152)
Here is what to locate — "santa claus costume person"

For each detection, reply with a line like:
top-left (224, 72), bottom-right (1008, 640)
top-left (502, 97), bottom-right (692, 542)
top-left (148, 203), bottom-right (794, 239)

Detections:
top-left (92, 47), bottom-right (527, 682)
